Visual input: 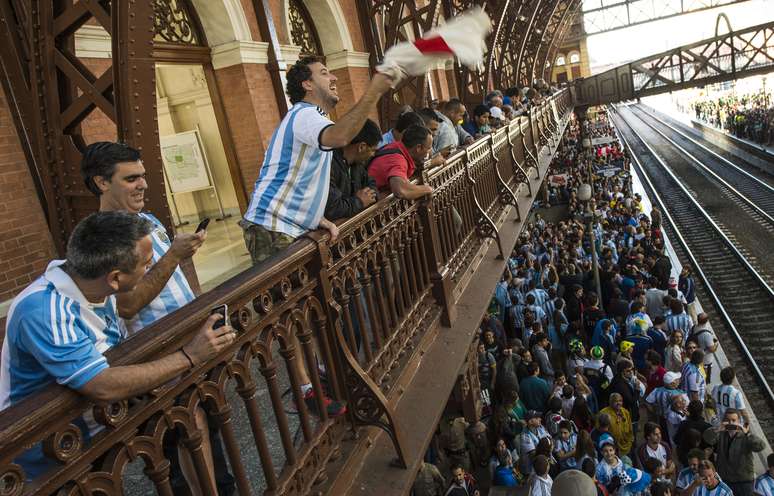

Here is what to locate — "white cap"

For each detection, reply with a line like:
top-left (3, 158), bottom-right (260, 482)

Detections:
top-left (552, 470), bottom-right (597, 496)
top-left (664, 371), bottom-right (681, 384)
top-left (489, 106), bottom-right (504, 120)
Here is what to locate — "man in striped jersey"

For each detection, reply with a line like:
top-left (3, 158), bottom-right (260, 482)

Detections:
top-left (241, 56), bottom-right (393, 264)
top-left (754, 453), bottom-right (774, 496)
top-left (81, 142), bottom-right (203, 333)
top-left (676, 448), bottom-right (705, 496)
top-left (0, 212), bottom-right (234, 481)
top-left (711, 366), bottom-right (750, 426)
top-left (666, 299), bottom-right (693, 344)
top-left (681, 349), bottom-right (706, 404)
top-left (694, 460), bottom-right (734, 496)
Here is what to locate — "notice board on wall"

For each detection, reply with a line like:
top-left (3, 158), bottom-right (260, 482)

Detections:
top-left (160, 130), bottom-right (212, 194)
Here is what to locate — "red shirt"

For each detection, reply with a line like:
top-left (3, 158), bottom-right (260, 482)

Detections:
top-left (368, 141), bottom-right (415, 192)
top-left (646, 365), bottom-right (666, 395)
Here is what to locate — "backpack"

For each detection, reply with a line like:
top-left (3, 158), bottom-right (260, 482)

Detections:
top-left (686, 326), bottom-right (710, 346)
top-left (584, 363), bottom-right (612, 406)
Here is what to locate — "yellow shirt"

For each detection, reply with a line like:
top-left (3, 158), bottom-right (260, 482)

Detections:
top-left (600, 406), bottom-right (634, 454)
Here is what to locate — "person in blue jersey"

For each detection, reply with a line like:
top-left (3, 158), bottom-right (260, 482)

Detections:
top-left (676, 448), bottom-right (706, 496)
top-left (694, 460), bottom-right (734, 496)
top-left (754, 453), bottom-right (774, 496)
top-left (0, 212), bottom-right (235, 483)
top-left (241, 56), bottom-right (393, 265)
top-left (680, 349), bottom-right (706, 404)
top-left (81, 142), bottom-right (203, 334)
top-left (81, 142), bottom-right (236, 493)
top-left (711, 366), bottom-right (750, 426)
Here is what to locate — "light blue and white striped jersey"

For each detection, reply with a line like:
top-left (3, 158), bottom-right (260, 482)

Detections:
top-left (528, 288), bottom-right (549, 308)
top-left (0, 260), bottom-right (125, 480)
top-left (126, 213), bottom-right (195, 333)
top-left (543, 298), bottom-right (556, 323)
top-left (712, 383), bottom-right (745, 422)
top-left (645, 386), bottom-right (686, 416)
top-left (0, 260), bottom-right (123, 409)
top-left (676, 467), bottom-right (697, 490)
top-left (681, 362), bottom-right (706, 403)
top-left (694, 480), bottom-right (733, 496)
top-left (243, 102), bottom-right (334, 238)
top-left (755, 473), bottom-right (774, 496)
top-left (666, 312), bottom-right (693, 342)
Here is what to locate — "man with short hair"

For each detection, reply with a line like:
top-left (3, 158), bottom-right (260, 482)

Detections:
top-left (754, 453), bottom-right (774, 496)
top-left (705, 408), bottom-right (766, 495)
top-left (695, 460), bottom-right (733, 496)
top-left (325, 119), bottom-right (380, 220)
top-left (712, 366), bottom-right (749, 425)
top-left (689, 313), bottom-right (718, 383)
top-left (531, 332), bottom-right (554, 382)
top-left (368, 124), bottom-right (434, 200)
top-left (0, 212), bottom-right (235, 481)
top-left (446, 465), bottom-right (479, 496)
top-left (519, 410), bottom-right (551, 475)
top-left (519, 362), bottom-right (551, 412)
top-left (378, 107), bottom-right (421, 148)
top-left (666, 299), bottom-right (693, 342)
top-left (600, 392), bottom-right (633, 456)
top-left (681, 349), bottom-right (706, 403)
top-left (242, 56), bottom-right (393, 264)
top-left (677, 448), bottom-right (706, 496)
top-left (434, 99), bottom-right (474, 154)
top-left (80, 142), bottom-right (202, 333)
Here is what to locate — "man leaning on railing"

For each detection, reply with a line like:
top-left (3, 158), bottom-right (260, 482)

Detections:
top-left (0, 211), bottom-right (235, 483)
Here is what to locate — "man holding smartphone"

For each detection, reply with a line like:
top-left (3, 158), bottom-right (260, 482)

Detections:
top-left (81, 142), bottom-right (234, 494)
top-left (81, 141), bottom-right (205, 332)
top-left (704, 408), bottom-right (766, 496)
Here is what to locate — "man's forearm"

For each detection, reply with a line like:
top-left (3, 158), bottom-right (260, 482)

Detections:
top-left (323, 83), bottom-right (385, 148)
top-left (79, 351), bottom-right (190, 402)
top-left (116, 251), bottom-right (182, 319)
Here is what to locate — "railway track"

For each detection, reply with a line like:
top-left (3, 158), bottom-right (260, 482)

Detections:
top-left (628, 103), bottom-right (774, 224)
top-left (610, 105), bottom-right (774, 445)
top-left (617, 104), bottom-right (774, 286)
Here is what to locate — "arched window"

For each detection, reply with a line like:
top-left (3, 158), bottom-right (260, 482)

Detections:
top-left (556, 55), bottom-right (566, 66)
top-left (153, 0), bottom-right (204, 46)
top-left (569, 52), bottom-right (581, 64)
top-left (289, 0), bottom-right (324, 56)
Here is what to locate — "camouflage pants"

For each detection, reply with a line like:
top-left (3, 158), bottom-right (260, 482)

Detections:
top-left (240, 219), bottom-right (295, 266)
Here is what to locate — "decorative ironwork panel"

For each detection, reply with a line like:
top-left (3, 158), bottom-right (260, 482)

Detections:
top-left (153, 0), bottom-right (202, 45)
top-left (289, 0), bottom-right (323, 56)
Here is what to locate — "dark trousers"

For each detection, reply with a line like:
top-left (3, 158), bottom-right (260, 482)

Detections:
top-left (727, 481), bottom-right (754, 496)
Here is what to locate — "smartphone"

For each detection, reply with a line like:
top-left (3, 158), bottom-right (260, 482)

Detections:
top-left (211, 304), bottom-right (228, 329)
top-left (195, 218), bottom-right (211, 233)
top-left (725, 423), bottom-right (739, 431)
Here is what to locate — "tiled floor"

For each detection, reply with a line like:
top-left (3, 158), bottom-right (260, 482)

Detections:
top-left (176, 215), bottom-right (252, 292)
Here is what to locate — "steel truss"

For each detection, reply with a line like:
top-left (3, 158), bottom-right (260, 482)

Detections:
top-left (582, 0), bottom-right (752, 35)
top-left (575, 19), bottom-right (774, 106)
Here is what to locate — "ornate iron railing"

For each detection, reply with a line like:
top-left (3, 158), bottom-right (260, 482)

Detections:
top-left (0, 89), bottom-right (572, 496)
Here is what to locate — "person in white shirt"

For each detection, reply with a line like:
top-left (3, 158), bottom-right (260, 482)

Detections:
top-left (528, 454), bottom-right (553, 496)
top-left (712, 366), bottom-right (750, 425)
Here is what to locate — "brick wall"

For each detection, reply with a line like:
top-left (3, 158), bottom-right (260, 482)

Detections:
top-left (214, 63), bottom-right (283, 197)
top-left (0, 87), bottom-right (57, 306)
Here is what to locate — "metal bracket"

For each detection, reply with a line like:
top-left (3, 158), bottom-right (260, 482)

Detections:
top-left (332, 304), bottom-right (408, 468)
top-left (490, 142), bottom-right (520, 221)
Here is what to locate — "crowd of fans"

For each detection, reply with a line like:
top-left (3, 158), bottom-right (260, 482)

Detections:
top-left (686, 90), bottom-right (774, 145)
top-left (4, 52), bottom-right (770, 494)
top-left (415, 111), bottom-right (773, 496)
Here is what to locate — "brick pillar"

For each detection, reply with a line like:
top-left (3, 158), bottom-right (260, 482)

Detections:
top-left (327, 51), bottom-right (377, 122)
top-left (213, 60), bottom-right (284, 197)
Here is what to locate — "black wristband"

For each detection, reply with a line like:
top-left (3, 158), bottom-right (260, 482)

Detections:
top-left (181, 348), bottom-right (195, 369)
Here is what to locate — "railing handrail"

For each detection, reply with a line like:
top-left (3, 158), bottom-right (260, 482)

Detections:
top-left (0, 88), bottom-right (572, 493)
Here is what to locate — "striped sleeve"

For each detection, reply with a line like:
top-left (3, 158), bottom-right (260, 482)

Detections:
top-left (17, 292), bottom-right (108, 389)
top-left (293, 106), bottom-right (334, 150)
